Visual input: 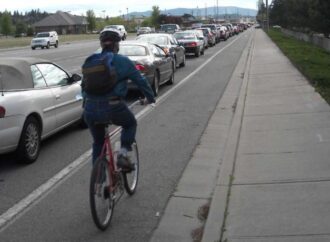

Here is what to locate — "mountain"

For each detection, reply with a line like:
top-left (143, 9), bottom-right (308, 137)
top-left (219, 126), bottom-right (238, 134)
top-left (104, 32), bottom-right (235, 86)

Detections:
top-left (129, 6), bottom-right (257, 18)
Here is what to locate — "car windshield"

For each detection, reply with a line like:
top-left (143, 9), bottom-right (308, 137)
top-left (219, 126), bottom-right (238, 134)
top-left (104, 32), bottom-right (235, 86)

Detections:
top-left (137, 35), bottom-right (168, 45)
top-left (173, 33), bottom-right (195, 40)
top-left (36, 32), bottom-right (50, 37)
top-left (119, 45), bottom-right (147, 56)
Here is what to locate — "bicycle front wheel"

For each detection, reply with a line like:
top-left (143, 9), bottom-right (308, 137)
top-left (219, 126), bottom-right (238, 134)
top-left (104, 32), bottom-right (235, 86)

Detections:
top-left (89, 157), bottom-right (114, 230)
top-left (123, 142), bottom-right (139, 195)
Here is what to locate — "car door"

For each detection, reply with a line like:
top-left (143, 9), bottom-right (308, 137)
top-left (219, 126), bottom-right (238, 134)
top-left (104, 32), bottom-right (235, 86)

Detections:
top-left (151, 45), bottom-right (172, 83)
top-left (36, 63), bottom-right (83, 130)
top-left (169, 36), bottom-right (185, 65)
top-left (30, 64), bottom-right (58, 137)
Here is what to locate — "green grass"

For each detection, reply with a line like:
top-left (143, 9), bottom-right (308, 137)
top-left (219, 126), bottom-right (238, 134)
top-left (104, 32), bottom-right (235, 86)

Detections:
top-left (0, 34), bottom-right (100, 49)
top-left (0, 33), bottom-right (137, 49)
top-left (267, 29), bottom-right (330, 104)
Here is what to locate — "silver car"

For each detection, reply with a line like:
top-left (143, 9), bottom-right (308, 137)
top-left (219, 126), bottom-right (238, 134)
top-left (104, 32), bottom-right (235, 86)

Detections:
top-left (0, 57), bottom-right (84, 163)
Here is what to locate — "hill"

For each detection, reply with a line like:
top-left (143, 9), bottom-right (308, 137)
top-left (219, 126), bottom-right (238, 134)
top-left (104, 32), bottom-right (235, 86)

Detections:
top-left (129, 6), bottom-right (257, 18)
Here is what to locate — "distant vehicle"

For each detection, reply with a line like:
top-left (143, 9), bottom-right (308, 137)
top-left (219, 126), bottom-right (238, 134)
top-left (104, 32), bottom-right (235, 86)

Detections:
top-left (136, 33), bottom-right (186, 68)
top-left (201, 24), bottom-right (220, 43)
top-left (185, 29), bottom-right (208, 49)
top-left (173, 31), bottom-right (204, 57)
top-left (197, 27), bottom-right (216, 47)
top-left (119, 41), bottom-right (175, 96)
top-left (0, 57), bottom-right (85, 163)
top-left (103, 25), bottom-right (127, 40)
top-left (137, 27), bottom-right (152, 36)
top-left (219, 26), bottom-right (229, 41)
top-left (31, 31), bottom-right (59, 50)
top-left (160, 24), bottom-right (181, 34)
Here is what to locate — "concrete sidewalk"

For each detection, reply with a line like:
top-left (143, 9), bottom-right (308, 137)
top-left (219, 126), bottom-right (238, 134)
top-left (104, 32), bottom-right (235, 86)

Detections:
top-left (203, 30), bottom-right (330, 242)
top-left (150, 29), bottom-right (330, 242)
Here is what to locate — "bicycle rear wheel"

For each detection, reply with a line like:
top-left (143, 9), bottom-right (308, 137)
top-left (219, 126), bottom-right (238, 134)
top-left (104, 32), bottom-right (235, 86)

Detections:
top-left (123, 142), bottom-right (139, 195)
top-left (89, 157), bottom-right (114, 230)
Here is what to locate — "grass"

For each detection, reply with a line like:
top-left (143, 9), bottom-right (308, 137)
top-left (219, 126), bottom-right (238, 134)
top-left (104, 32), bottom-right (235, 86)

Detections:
top-left (0, 34), bottom-right (99, 49)
top-left (0, 32), bottom-right (137, 49)
top-left (267, 29), bottom-right (330, 104)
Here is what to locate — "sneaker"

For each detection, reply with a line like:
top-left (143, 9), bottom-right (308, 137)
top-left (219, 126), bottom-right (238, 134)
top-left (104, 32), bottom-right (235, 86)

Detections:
top-left (117, 154), bottom-right (135, 171)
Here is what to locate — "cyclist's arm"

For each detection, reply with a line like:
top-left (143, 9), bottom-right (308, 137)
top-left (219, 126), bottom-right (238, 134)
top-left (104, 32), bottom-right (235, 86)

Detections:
top-left (123, 57), bottom-right (156, 103)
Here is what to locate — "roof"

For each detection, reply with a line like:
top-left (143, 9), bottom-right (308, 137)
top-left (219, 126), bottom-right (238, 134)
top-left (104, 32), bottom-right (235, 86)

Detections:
top-left (0, 57), bottom-right (49, 90)
top-left (33, 11), bottom-right (87, 27)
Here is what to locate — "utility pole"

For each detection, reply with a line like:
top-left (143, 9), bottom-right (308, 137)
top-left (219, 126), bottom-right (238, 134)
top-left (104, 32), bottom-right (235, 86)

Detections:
top-left (216, 0), bottom-right (218, 22)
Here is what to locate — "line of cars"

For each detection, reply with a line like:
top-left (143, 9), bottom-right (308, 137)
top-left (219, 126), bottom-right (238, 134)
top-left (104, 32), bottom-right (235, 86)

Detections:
top-left (0, 23), bottom-right (250, 164)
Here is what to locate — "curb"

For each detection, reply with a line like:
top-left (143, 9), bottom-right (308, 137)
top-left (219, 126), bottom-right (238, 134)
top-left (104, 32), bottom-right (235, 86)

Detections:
top-left (201, 30), bottom-right (256, 242)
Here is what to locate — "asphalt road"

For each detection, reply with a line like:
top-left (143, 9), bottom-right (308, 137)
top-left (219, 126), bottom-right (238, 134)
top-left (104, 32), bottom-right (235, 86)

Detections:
top-left (0, 29), bottom-right (253, 241)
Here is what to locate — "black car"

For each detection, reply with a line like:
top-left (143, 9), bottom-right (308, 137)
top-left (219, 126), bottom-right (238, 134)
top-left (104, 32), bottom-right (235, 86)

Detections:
top-left (119, 41), bottom-right (175, 96)
top-left (136, 33), bottom-right (186, 69)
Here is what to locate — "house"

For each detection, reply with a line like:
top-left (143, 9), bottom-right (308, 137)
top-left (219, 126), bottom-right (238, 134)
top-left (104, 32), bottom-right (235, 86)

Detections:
top-left (33, 11), bottom-right (88, 34)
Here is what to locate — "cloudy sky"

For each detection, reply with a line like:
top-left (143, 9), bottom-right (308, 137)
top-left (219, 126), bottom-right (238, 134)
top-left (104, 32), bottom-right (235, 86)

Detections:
top-left (2, 0), bottom-right (259, 17)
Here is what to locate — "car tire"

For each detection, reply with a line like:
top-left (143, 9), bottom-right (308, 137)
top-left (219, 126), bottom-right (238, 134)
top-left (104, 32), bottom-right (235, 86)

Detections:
top-left (31, 47), bottom-right (35, 50)
top-left (179, 54), bottom-right (186, 67)
top-left (201, 47), bottom-right (205, 55)
top-left (152, 71), bottom-right (160, 97)
top-left (167, 64), bottom-right (175, 85)
top-left (16, 116), bottom-right (41, 164)
top-left (195, 48), bottom-right (200, 57)
top-left (55, 41), bottom-right (58, 48)
top-left (46, 42), bottom-right (50, 49)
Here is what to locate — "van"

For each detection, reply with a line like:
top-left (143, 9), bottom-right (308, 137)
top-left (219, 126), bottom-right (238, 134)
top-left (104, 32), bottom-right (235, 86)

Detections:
top-left (103, 25), bottom-right (127, 40)
top-left (160, 24), bottom-right (181, 34)
top-left (31, 31), bottom-right (59, 50)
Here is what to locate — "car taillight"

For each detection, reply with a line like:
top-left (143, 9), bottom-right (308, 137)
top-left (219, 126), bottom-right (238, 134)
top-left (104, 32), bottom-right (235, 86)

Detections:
top-left (135, 64), bottom-right (146, 71)
top-left (187, 42), bottom-right (197, 47)
top-left (0, 106), bottom-right (5, 118)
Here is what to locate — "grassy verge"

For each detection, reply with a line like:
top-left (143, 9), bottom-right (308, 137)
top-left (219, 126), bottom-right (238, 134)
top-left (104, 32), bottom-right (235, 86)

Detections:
top-left (0, 34), bottom-right (99, 49)
top-left (267, 29), bottom-right (330, 104)
top-left (0, 33), bottom-right (137, 49)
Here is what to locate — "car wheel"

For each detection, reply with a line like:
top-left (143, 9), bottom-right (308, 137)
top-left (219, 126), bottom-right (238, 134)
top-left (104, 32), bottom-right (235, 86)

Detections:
top-left (167, 64), bottom-right (175, 85)
top-left (195, 48), bottom-right (200, 57)
top-left (16, 116), bottom-right (41, 164)
top-left (55, 41), bottom-right (58, 48)
top-left (201, 47), bottom-right (205, 55)
top-left (31, 47), bottom-right (35, 50)
top-left (46, 42), bottom-right (50, 49)
top-left (179, 54), bottom-right (186, 67)
top-left (152, 71), bottom-right (160, 96)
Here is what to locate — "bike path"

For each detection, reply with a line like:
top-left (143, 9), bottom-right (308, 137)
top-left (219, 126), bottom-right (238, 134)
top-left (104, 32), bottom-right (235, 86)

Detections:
top-left (201, 29), bottom-right (330, 241)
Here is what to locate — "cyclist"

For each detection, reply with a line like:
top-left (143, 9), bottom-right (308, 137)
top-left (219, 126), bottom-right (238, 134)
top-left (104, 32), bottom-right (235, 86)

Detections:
top-left (83, 28), bottom-right (155, 170)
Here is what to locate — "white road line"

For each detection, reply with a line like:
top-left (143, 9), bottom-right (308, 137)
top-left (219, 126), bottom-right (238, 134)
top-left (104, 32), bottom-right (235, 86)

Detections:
top-left (0, 32), bottom-right (248, 230)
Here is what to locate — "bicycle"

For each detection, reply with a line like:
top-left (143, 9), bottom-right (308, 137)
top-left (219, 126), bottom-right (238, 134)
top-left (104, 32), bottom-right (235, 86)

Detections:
top-left (89, 123), bottom-right (139, 231)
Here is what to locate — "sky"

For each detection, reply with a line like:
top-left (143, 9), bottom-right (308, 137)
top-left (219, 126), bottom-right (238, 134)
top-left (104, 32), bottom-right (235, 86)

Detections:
top-left (2, 0), bottom-right (259, 17)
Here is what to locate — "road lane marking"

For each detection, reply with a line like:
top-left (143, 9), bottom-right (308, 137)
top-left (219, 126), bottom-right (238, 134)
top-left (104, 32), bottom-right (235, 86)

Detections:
top-left (0, 31), bottom-right (249, 231)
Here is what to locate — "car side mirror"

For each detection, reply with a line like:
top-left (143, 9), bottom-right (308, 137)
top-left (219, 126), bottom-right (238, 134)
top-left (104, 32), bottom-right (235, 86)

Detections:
top-left (70, 73), bottom-right (82, 83)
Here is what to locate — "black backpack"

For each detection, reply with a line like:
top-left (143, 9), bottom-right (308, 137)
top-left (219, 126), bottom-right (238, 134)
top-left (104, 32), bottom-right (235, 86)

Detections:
top-left (81, 52), bottom-right (117, 95)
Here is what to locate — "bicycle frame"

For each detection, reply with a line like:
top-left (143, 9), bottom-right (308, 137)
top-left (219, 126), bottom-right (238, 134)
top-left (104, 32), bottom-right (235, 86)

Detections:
top-left (99, 126), bottom-right (119, 196)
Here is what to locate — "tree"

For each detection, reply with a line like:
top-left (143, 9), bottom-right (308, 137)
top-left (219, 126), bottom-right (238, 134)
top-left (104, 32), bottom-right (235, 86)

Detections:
top-left (86, 9), bottom-right (96, 32)
top-left (150, 6), bottom-right (161, 28)
top-left (15, 21), bottom-right (27, 37)
top-left (309, 0), bottom-right (330, 38)
top-left (1, 11), bottom-right (13, 36)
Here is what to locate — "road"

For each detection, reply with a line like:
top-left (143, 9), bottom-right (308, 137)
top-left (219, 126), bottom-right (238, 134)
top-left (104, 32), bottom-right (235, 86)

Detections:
top-left (0, 29), bottom-right (253, 241)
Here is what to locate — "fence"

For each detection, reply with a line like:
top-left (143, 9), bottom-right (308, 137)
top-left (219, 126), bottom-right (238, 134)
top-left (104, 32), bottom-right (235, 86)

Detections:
top-left (281, 28), bottom-right (330, 52)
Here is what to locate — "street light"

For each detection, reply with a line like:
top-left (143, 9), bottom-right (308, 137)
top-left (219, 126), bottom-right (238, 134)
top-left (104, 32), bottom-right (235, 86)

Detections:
top-left (126, 7), bottom-right (129, 23)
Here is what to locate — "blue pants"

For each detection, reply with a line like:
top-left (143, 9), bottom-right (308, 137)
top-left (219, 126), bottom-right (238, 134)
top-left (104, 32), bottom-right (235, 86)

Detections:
top-left (83, 99), bottom-right (137, 162)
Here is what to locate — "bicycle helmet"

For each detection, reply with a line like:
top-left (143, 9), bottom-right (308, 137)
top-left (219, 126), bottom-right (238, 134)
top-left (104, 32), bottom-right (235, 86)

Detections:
top-left (99, 28), bottom-right (122, 42)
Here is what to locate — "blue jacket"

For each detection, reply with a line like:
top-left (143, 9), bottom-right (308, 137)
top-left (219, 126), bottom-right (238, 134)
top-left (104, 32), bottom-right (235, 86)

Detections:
top-left (83, 50), bottom-right (155, 103)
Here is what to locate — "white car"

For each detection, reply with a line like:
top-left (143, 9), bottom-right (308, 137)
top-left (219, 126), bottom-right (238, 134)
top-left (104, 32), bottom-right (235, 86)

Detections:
top-left (103, 25), bottom-right (127, 40)
top-left (31, 31), bottom-right (59, 50)
top-left (0, 57), bottom-right (85, 163)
